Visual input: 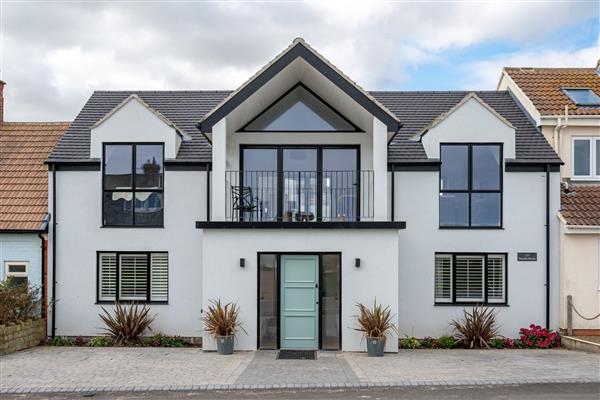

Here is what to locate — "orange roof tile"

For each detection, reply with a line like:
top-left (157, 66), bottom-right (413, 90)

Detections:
top-left (0, 122), bottom-right (69, 231)
top-left (560, 184), bottom-right (600, 226)
top-left (504, 67), bottom-right (600, 116)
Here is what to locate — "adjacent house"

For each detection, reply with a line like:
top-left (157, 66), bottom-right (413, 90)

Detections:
top-left (498, 65), bottom-right (600, 334)
top-left (0, 80), bottom-right (70, 314)
top-left (46, 39), bottom-right (562, 351)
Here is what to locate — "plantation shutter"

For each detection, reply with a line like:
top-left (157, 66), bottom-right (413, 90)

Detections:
top-left (119, 254), bottom-right (148, 301)
top-left (487, 255), bottom-right (505, 303)
top-left (434, 254), bottom-right (452, 302)
top-left (98, 253), bottom-right (117, 301)
top-left (455, 255), bottom-right (484, 302)
top-left (150, 253), bottom-right (169, 302)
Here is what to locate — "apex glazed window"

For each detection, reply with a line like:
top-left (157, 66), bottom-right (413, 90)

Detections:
top-left (103, 144), bottom-right (164, 227)
top-left (440, 144), bottom-right (502, 228)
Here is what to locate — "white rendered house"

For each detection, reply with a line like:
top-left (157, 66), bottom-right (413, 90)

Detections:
top-left (46, 39), bottom-right (562, 352)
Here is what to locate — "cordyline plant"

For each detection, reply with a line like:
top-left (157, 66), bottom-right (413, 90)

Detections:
top-left (0, 278), bottom-right (41, 325)
top-left (99, 303), bottom-right (155, 345)
top-left (202, 299), bottom-right (246, 337)
top-left (354, 300), bottom-right (397, 341)
top-left (451, 305), bottom-right (500, 349)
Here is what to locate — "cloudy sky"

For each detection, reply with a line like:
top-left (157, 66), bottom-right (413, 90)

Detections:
top-left (0, 0), bottom-right (598, 121)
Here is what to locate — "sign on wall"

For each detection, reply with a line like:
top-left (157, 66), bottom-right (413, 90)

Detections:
top-left (517, 252), bottom-right (537, 262)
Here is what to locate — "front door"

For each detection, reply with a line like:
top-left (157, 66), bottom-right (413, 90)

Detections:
top-left (280, 255), bottom-right (319, 349)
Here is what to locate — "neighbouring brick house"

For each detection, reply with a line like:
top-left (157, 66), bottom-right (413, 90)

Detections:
top-left (499, 63), bottom-right (600, 334)
top-left (0, 80), bottom-right (70, 317)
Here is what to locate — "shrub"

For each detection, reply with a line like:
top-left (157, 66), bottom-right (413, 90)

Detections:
top-left (353, 300), bottom-right (397, 341)
top-left (489, 337), bottom-right (504, 349)
top-left (99, 303), bottom-right (156, 345)
top-left (74, 336), bottom-right (87, 346)
top-left (48, 336), bottom-right (73, 346)
top-left (438, 335), bottom-right (457, 349)
top-left (202, 299), bottom-right (246, 337)
top-left (143, 333), bottom-right (186, 347)
top-left (0, 278), bottom-right (41, 325)
top-left (400, 336), bottom-right (421, 349)
top-left (519, 324), bottom-right (560, 349)
top-left (451, 306), bottom-right (500, 349)
top-left (89, 336), bottom-right (111, 347)
top-left (420, 336), bottom-right (435, 349)
top-left (503, 338), bottom-right (516, 349)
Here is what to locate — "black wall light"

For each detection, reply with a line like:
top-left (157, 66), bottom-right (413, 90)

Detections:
top-left (240, 258), bottom-right (245, 268)
top-left (355, 258), bottom-right (361, 268)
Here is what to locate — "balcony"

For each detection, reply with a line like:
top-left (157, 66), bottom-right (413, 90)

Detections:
top-left (225, 170), bottom-right (374, 222)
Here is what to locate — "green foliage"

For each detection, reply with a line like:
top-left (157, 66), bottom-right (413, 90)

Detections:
top-left (49, 336), bottom-right (73, 346)
top-left (354, 300), bottom-right (397, 340)
top-left (400, 336), bottom-right (421, 349)
top-left (143, 333), bottom-right (186, 347)
top-left (438, 335), bottom-right (457, 349)
top-left (88, 336), bottom-right (111, 347)
top-left (451, 306), bottom-right (500, 349)
top-left (0, 278), bottom-right (41, 325)
top-left (99, 303), bottom-right (156, 345)
top-left (489, 337), bottom-right (505, 349)
top-left (202, 299), bottom-right (246, 337)
top-left (420, 336), bottom-right (435, 348)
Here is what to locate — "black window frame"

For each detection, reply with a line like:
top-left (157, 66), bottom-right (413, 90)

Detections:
top-left (439, 143), bottom-right (503, 229)
top-left (96, 251), bottom-right (169, 304)
top-left (434, 252), bottom-right (508, 306)
top-left (240, 144), bottom-right (361, 222)
top-left (102, 142), bottom-right (165, 228)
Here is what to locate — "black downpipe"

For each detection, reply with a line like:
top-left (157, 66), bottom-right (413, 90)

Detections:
top-left (545, 164), bottom-right (550, 329)
top-left (390, 165), bottom-right (395, 221)
top-left (51, 164), bottom-right (57, 338)
top-left (206, 164), bottom-right (211, 221)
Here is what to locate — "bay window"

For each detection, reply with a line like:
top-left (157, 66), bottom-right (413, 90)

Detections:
top-left (103, 143), bottom-right (164, 226)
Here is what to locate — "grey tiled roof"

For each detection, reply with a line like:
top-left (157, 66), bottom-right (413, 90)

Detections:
top-left (49, 90), bottom-right (560, 164)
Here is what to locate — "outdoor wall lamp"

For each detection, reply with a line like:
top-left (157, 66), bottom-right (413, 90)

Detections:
top-left (240, 258), bottom-right (245, 268)
top-left (355, 258), bottom-right (361, 268)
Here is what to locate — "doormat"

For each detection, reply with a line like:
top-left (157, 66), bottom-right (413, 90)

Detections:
top-left (276, 350), bottom-right (317, 360)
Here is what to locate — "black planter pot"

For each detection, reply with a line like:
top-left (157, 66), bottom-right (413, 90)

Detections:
top-left (366, 337), bottom-right (385, 357)
top-left (216, 335), bottom-right (234, 355)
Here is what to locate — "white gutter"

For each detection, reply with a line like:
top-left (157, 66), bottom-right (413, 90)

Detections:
top-left (557, 212), bottom-right (600, 234)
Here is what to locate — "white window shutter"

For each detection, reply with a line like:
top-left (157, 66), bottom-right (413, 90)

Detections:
top-left (150, 253), bottom-right (168, 302)
top-left (487, 255), bottom-right (505, 303)
top-left (455, 255), bottom-right (484, 302)
top-left (435, 255), bottom-right (452, 302)
top-left (119, 254), bottom-right (148, 301)
top-left (99, 253), bottom-right (117, 301)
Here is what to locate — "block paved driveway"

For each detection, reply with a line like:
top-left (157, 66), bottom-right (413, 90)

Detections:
top-left (1, 347), bottom-right (598, 394)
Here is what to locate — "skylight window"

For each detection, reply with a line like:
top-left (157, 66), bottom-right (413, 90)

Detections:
top-left (562, 88), bottom-right (600, 106)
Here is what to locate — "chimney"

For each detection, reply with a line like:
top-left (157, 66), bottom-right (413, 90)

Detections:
top-left (0, 80), bottom-right (5, 123)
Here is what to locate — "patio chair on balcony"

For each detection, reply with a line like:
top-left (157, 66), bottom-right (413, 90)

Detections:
top-left (231, 185), bottom-right (262, 221)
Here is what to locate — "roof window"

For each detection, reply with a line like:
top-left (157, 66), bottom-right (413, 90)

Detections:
top-left (562, 88), bottom-right (600, 106)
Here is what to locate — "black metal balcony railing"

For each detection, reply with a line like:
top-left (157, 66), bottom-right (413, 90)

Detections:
top-left (225, 170), bottom-right (374, 222)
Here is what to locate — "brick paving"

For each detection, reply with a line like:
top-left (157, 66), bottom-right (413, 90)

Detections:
top-left (0, 347), bottom-right (598, 394)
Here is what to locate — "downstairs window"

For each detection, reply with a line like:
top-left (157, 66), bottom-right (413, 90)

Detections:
top-left (98, 252), bottom-right (168, 303)
top-left (435, 253), bottom-right (506, 305)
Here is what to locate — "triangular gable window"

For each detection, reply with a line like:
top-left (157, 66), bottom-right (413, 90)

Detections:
top-left (241, 84), bottom-right (359, 132)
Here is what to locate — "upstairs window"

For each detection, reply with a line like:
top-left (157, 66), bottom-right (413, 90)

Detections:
top-left (562, 88), bottom-right (600, 106)
top-left (241, 83), bottom-right (359, 132)
top-left (440, 144), bottom-right (502, 228)
top-left (572, 137), bottom-right (600, 180)
top-left (103, 144), bottom-right (164, 227)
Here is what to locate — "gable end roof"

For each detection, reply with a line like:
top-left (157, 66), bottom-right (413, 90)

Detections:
top-left (198, 38), bottom-right (401, 133)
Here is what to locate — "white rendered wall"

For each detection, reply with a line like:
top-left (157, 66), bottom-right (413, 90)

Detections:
top-left (211, 119), bottom-right (227, 221)
top-left (201, 229), bottom-right (399, 352)
top-left (47, 169), bottom-right (207, 337)
top-left (90, 98), bottom-right (180, 159)
top-left (394, 169), bottom-right (561, 338)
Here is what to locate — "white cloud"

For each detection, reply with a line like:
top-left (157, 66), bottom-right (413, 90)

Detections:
top-left (0, 1), bottom-right (597, 120)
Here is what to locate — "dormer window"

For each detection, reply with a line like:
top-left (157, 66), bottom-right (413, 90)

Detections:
top-left (241, 83), bottom-right (359, 132)
top-left (103, 143), bottom-right (164, 227)
top-left (562, 88), bottom-right (600, 106)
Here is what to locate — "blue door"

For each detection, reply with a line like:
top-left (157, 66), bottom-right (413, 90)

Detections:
top-left (280, 255), bottom-right (319, 349)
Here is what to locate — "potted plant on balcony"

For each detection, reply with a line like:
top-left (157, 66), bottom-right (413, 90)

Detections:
top-left (354, 300), bottom-right (397, 357)
top-left (202, 299), bottom-right (246, 355)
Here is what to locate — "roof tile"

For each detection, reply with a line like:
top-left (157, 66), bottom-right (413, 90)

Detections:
top-left (560, 184), bottom-right (600, 226)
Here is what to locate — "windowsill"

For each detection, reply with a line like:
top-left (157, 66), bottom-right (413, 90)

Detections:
top-left (95, 301), bottom-right (169, 305)
top-left (100, 225), bottom-right (164, 229)
top-left (439, 226), bottom-right (504, 230)
top-left (570, 177), bottom-right (600, 182)
top-left (434, 302), bottom-right (509, 307)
